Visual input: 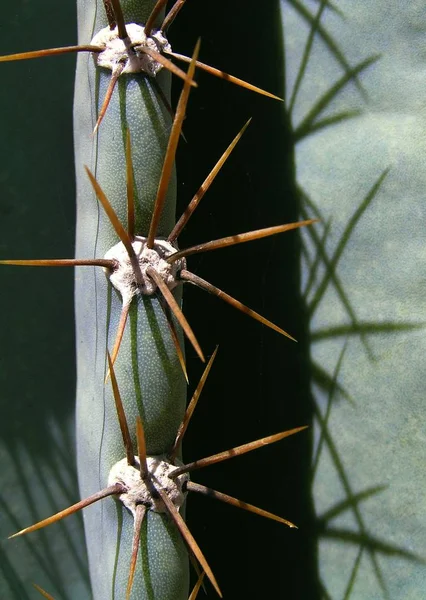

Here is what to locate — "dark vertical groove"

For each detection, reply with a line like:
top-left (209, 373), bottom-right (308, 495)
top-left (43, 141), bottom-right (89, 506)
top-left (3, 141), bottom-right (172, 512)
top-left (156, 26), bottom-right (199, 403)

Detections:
top-left (171, 0), bottom-right (319, 597)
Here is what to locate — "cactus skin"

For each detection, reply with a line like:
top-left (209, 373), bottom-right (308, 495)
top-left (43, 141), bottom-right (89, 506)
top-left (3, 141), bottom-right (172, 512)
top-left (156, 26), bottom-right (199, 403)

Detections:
top-left (74, 1), bottom-right (188, 598)
top-left (283, 1), bottom-right (426, 598)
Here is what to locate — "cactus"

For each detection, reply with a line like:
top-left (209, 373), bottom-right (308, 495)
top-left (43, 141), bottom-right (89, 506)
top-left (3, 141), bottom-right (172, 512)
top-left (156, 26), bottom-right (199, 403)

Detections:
top-left (0, 0), bottom-right (310, 598)
top-left (2, 1), bottom-right (425, 599)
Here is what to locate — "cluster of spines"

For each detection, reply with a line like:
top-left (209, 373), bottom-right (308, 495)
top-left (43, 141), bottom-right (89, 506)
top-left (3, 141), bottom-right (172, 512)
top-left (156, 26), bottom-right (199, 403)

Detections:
top-left (0, 0), bottom-right (316, 598)
top-left (16, 347), bottom-right (305, 598)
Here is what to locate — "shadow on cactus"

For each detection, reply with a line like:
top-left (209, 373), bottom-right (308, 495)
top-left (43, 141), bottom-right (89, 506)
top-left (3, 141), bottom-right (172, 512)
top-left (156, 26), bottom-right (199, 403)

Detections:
top-left (284, 0), bottom-right (426, 597)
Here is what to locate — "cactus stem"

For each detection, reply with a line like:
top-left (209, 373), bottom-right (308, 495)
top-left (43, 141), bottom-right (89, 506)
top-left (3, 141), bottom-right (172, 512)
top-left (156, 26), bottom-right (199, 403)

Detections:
top-left (168, 119), bottom-right (252, 242)
top-left (147, 39), bottom-right (200, 248)
top-left (179, 270), bottom-right (298, 341)
top-left (169, 426), bottom-right (309, 478)
top-left (164, 51), bottom-right (284, 101)
top-left (126, 503), bottom-right (147, 600)
top-left (169, 219), bottom-right (318, 262)
top-left (155, 485), bottom-right (222, 598)
top-left (147, 266), bottom-right (205, 362)
top-left (8, 484), bottom-right (124, 539)
top-left (186, 481), bottom-right (297, 528)
top-left (107, 352), bottom-right (135, 466)
top-left (170, 346), bottom-right (219, 461)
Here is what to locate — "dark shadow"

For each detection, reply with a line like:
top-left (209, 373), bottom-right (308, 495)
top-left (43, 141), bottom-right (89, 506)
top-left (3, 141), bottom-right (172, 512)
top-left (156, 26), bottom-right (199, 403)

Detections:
top-left (171, 1), bottom-right (319, 596)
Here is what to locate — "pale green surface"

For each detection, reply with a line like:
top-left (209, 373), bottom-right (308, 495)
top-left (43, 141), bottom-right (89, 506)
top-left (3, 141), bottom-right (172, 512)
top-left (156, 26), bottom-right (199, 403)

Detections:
top-left (283, 1), bottom-right (426, 597)
top-left (74, 1), bottom-right (188, 598)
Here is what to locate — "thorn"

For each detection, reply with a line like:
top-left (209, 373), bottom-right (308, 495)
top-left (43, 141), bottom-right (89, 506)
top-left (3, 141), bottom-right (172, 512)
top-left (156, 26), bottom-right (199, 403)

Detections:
top-left (146, 267), bottom-right (205, 363)
top-left (105, 301), bottom-right (132, 385)
top-left (161, 0), bottom-right (187, 32)
top-left (188, 571), bottom-right (205, 600)
top-left (168, 119), bottom-right (252, 242)
top-left (8, 484), bottom-right (124, 539)
top-left (180, 270), bottom-right (297, 342)
top-left (147, 39), bottom-right (200, 248)
top-left (164, 51), bottom-right (283, 101)
top-left (154, 485), bottom-right (222, 598)
top-left (170, 347), bottom-right (218, 460)
top-left (169, 219), bottom-right (318, 262)
top-left (144, 0), bottom-right (168, 38)
top-left (136, 416), bottom-right (148, 479)
top-left (0, 258), bottom-right (114, 268)
top-left (169, 426), bottom-right (308, 478)
top-left (85, 167), bottom-right (133, 257)
top-left (102, 0), bottom-right (117, 29)
top-left (188, 556), bottom-right (208, 597)
top-left (32, 583), bottom-right (55, 600)
top-left (84, 167), bottom-right (143, 286)
top-left (135, 45), bottom-right (197, 87)
top-left (93, 63), bottom-right (124, 135)
top-left (126, 128), bottom-right (135, 240)
top-left (158, 297), bottom-right (189, 383)
top-left (0, 45), bottom-right (102, 63)
top-left (107, 352), bottom-right (135, 466)
top-left (126, 504), bottom-right (147, 600)
top-left (187, 481), bottom-right (297, 528)
top-left (110, 0), bottom-right (128, 39)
